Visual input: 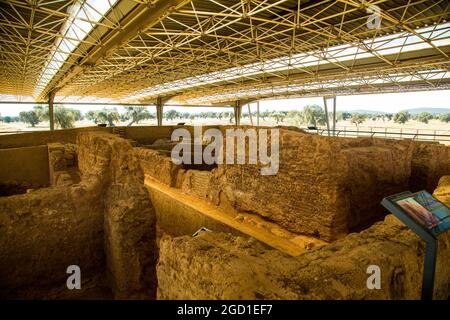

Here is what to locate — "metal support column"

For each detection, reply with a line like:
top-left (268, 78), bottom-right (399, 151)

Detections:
top-left (332, 96), bottom-right (337, 136)
top-left (248, 104), bottom-right (253, 125)
top-left (234, 100), bottom-right (242, 126)
top-left (256, 101), bottom-right (260, 126)
top-left (323, 96), bottom-right (330, 136)
top-left (422, 240), bottom-right (437, 300)
top-left (48, 91), bottom-right (55, 131)
top-left (381, 194), bottom-right (440, 301)
top-left (156, 97), bottom-right (163, 126)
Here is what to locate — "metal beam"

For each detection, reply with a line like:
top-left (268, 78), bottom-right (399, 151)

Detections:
top-left (332, 96), bottom-right (337, 136)
top-left (156, 96), bottom-right (164, 126)
top-left (234, 100), bottom-right (242, 126)
top-left (248, 103), bottom-right (253, 126)
top-left (2, 0), bottom-right (450, 103)
top-left (89, 0), bottom-right (191, 65)
top-left (55, 0), bottom-right (192, 95)
top-left (323, 96), bottom-right (330, 136)
top-left (240, 98), bottom-right (258, 106)
top-left (48, 91), bottom-right (55, 131)
top-left (0, 101), bottom-right (231, 108)
top-left (0, 101), bottom-right (156, 106)
top-left (256, 101), bottom-right (260, 126)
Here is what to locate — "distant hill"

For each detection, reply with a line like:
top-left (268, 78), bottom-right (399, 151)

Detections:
top-left (340, 108), bottom-right (450, 115)
top-left (343, 109), bottom-right (386, 115)
top-left (402, 108), bottom-right (450, 115)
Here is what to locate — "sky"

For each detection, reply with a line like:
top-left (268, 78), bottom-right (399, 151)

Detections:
top-left (257, 90), bottom-right (450, 113)
top-left (1, 90), bottom-right (450, 116)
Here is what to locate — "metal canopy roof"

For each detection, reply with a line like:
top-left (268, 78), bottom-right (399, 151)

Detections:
top-left (1, 0), bottom-right (449, 105)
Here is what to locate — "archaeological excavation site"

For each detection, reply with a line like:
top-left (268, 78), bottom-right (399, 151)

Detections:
top-left (1, 0), bottom-right (450, 304)
top-left (1, 125), bottom-right (450, 300)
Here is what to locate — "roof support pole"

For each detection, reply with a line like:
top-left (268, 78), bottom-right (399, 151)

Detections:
top-left (248, 103), bottom-right (253, 126)
top-left (256, 101), bottom-right (260, 126)
top-left (323, 96), bottom-right (330, 136)
top-left (156, 97), bottom-right (164, 126)
top-left (48, 91), bottom-right (55, 131)
top-left (234, 100), bottom-right (242, 126)
top-left (332, 96), bottom-right (337, 136)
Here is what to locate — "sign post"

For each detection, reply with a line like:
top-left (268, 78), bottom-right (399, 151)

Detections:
top-left (381, 190), bottom-right (450, 300)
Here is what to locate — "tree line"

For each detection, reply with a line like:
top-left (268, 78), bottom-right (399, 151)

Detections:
top-left (1, 105), bottom-right (449, 128)
top-left (0, 106), bottom-right (155, 128)
top-left (285, 107), bottom-right (450, 126)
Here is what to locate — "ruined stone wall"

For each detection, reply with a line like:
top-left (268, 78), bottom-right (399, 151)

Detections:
top-left (434, 175), bottom-right (450, 205)
top-left (124, 126), bottom-right (174, 145)
top-left (0, 181), bottom-right (105, 298)
top-left (207, 129), bottom-right (413, 241)
top-left (48, 142), bottom-right (79, 187)
top-left (134, 127), bottom-right (449, 243)
top-left (1, 125), bottom-right (448, 300)
top-left (410, 142), bottom-right (450, 192)
top-left (135, 148), bottom-right (181, 187)
top-left (343, 138), bottom-right (414, 231)
top-left (0, 145), bottom-right (50, 195)
top-left (137, 128), bottom-right (417, 241)
top-left (0, 126), bottom-right (110, 149)
top-left (77, 132), bottom-right (157, 299)
top-left (0, 132), bottom-right (156, 299)
top-left (157, 175), bottom-right (450, 300)
top-left (181, 170), bottom-right (213, 199)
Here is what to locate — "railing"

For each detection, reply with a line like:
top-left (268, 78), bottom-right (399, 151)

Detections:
top-left (0, 130), bottom-right (49, 135)
top-left (307, 127), bottom-right (450, 144)
top-left (2, 126), bottom-right (450, 144)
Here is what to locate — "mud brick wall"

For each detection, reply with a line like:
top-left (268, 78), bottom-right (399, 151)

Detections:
top-left (181, 170), bottom-right (213, 199)
top-left (48, 142), bottom-right (79, 187)
top-left (0, 180), bottom-right (105, 298)
top-left (157, 177), bottom-right (450, 300)
top-left (138, 128), bottom-right (414, 241)
top-left (157, 176), bottom-right (450, 300)
top-left (0, 126), bottom-right (110, 149)
top-left (342, 138), bottom-right (413, 230)
top-left (135, 148), bottom-right (181, 187)
top-left (0, 145), bottom-right (50, 195)
top-left (0, 132), bottom-right (156, 299)
top-left (410, 142), bottom-right (450, 192)
top-left (77, 132), bottom-right (157, 299)
top-left (434, 175), bottom-right (450, 205)
top-left (208, 129), bottom-right (413, 241)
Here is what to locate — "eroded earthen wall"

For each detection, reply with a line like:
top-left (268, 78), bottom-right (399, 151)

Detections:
top-left (0, 181), bottom-right (104, 298)
top-left (2, 126), bottom-right (448, 300)
top-left (0, 145), bottom-right (50, 195)
top-left (139, 128), bottom-right (415, 241)
top-left (157, 176), bottom-right (450, 300)
top-left (48, 142), bottom-right (79, 187)
top-left (136, 126), bottom-right (450, 243)
top-left (410, 142), bottom-right (450, 192)
top-left (207, 129), bottom-right (413, 240)
top-left (0, 132), bottom-right (157, 299)
top-left (135, 148), bottom-right (181, 187)
top-left (77, 132), bottom-right (157, 299)
top-left (0, 126), bottom-right (110, 149)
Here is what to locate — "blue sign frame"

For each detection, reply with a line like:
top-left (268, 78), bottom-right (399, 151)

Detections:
top-left (381, 190), bottom-right (450, 300)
